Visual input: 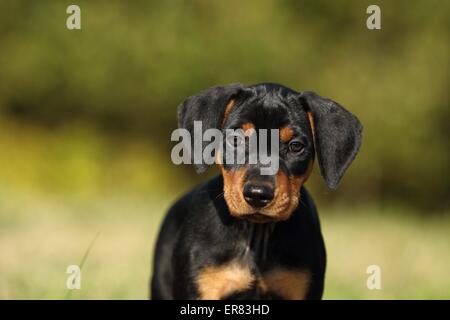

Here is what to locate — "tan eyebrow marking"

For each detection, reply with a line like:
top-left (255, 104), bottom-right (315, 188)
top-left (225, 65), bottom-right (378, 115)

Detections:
top-left (242, 122), bottom-right (255, 131)
top-left (280, 126), bottom-right (294, 143)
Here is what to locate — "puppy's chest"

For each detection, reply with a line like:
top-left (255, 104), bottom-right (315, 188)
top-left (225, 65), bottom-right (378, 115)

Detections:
top-left (195, 225), bottom-right (311, 300)
top-left (195, 255), bottom-right (310, 300)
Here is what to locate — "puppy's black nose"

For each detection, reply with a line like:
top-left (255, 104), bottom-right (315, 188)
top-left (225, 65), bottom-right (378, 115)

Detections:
top-left (243, 183), bottom-right (274, 208)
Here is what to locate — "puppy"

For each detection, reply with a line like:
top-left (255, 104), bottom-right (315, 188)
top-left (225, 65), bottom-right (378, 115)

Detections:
top-left (151, 83), bottom-right (362, 299)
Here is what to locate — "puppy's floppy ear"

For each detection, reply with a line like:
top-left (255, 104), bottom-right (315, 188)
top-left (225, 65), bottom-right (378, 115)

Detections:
top-left (177, 83), bottom-right (250, 173)
top-left (299, 91), bottom-right (363, 189)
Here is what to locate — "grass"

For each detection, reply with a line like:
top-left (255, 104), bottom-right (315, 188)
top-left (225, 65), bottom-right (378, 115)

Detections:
top-left (0, 191), bottom-right (165, 299)
top-left (322, 207), bottom-right (450, 299)
top-left (0, 121), bottom-right (448, 299)
top-left (0, 189), bottom-right (449, 299)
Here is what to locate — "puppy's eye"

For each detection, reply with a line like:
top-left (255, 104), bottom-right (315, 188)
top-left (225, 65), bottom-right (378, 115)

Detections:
top-left (288, 141), bottom-right (305, 154)
top-left (226, 134), bottom-right (245, 148)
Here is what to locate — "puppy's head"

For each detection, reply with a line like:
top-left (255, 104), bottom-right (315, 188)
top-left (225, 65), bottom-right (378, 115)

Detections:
top-left (178, 83), bottom-right (362, 222)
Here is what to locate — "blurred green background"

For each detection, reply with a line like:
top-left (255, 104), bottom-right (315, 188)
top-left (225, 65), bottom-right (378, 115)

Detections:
top-left (0, 0), bottom-right (449, 299)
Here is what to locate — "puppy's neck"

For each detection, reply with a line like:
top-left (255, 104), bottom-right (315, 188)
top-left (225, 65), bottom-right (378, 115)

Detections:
top-left (238, 221), bottom-right (275, 264)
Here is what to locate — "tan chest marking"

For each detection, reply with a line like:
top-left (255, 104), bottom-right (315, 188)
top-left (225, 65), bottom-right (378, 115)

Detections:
top-left (196, 262), bottom-right (311, 300)
top-left (259, 268), bottom-right (311, 300)
top-left (196, 260), bottom-right (254, 300)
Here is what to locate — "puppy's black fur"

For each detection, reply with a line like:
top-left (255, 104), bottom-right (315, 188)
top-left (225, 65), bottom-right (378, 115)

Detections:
top-left (151, 83), bottom-right (362, 300)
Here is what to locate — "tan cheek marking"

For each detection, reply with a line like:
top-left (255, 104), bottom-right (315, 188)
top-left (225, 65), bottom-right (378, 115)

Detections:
top-left (260, 269), bottom-right (311, 300)
top-left (280, 126), bottom-right (294, 143)
top-left (264, 160), bottom-right (314, 220)
top-left (221, 166), bottom-right (251, 216)
top-left (276, 170), bottom-right (291, 206)
top-left (196, 261), bottom-right (254, 300)
top-left (260, 170), bottom-right (290, 219)
top-left (285, 159), bottom-right (314, 212)
top-left (221, 99), bottom-right (236, 128)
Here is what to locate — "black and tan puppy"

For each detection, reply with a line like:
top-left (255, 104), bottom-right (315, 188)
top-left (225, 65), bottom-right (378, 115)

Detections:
top-left (151, 83), bottom-right (362, 300)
